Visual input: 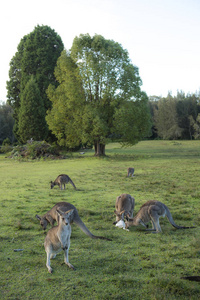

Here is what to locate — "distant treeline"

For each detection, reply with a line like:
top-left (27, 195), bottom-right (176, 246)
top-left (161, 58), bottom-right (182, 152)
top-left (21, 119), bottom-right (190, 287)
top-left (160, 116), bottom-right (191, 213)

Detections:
top-left (149, 91), bottom-right (200, 140)
top-left (1, 91), bottom-right (200, 145)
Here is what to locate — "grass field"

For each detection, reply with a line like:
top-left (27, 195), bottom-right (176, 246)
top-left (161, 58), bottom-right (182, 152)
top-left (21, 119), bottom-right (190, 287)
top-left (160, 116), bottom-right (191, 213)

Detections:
top-left (0, 140), bottom-right (200, 299)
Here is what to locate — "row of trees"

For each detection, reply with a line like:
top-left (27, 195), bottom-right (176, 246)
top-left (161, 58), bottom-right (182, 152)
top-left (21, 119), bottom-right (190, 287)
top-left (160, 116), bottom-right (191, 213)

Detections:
top-left (2, 90), bottom-right (199, 147)
top-left (6, 25), bottom-right (152, 155)
top-left (149, 92), bottom-right (200, 140)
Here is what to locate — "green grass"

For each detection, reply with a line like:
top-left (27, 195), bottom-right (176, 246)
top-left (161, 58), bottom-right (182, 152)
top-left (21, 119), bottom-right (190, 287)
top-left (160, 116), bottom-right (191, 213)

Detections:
top-left (0, 140), bottom-right (200, 299)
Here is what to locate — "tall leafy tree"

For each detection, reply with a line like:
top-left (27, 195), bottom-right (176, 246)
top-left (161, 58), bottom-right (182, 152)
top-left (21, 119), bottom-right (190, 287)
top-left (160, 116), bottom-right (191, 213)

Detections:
top-left (69, 34), bottom-right (151, 155)
top-left (7, 25), bottom-right (64, 140)
top-left (154, 94), bottom-right (182, 139)
top-left (176, 91), bottom-right (199, 139)
top-left (113, 92), bottom-right (152, 146)
top-left (46, 51), bottom-right (85, 148)
top-left (18, 77), bottom-right (48, 143)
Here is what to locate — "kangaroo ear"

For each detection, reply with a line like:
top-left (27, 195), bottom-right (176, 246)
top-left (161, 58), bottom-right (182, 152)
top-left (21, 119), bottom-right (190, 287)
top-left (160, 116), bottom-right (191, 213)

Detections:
top-left (56, 208), bottom-right (63, 216)
top-left (45, 214), bottom-right (54, 225)
top-left (114, 210), bottom-right (121, 216)
top-left (36, 214), bottom-right (41, 221)
top-left (66, 209), bottom-right (74, 217)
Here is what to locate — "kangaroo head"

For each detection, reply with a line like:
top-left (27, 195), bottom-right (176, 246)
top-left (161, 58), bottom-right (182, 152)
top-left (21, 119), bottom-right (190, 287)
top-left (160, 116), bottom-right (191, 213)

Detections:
top-left (50, 181), bottom-right (55, 189)
top-left (125, 220), bottom-right (130, 229)
top-left (125, 214), bottom-right (133, 229)
top-left (56, 209), bottom-right (74, 226)
top-left (114, 210), bottom-right (125, 222)
top-left (35, 214), bottom-right (48, 230)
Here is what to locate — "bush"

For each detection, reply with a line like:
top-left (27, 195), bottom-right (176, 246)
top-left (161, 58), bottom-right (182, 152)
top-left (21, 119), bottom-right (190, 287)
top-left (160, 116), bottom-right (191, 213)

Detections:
top-left (0, 144), bottom-right (13, 153)
top-left (8, 141), bottom-right (61, 159)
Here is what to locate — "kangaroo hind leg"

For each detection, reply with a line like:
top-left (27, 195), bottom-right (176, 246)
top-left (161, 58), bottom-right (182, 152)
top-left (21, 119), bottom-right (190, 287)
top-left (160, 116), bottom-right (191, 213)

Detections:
top-left (139, 219), bottom-right (148, 229)
top-left (150, 210), bottom-right (162, 233)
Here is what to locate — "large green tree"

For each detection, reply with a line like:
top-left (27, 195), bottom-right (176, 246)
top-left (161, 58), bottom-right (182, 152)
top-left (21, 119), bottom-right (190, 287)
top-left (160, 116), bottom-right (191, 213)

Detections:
top-left (18, 77), bottom-right (48, 143)
top-left (46, 51), bottom-right (85, 148)
top-left (154, 94), bottom-right (182, 139)
top-left (7, 25), bottom-right (64, 141)
top-left (47, 34), bottom-right (151, 155)
top-left (113, 92), bottom-right (152, 146)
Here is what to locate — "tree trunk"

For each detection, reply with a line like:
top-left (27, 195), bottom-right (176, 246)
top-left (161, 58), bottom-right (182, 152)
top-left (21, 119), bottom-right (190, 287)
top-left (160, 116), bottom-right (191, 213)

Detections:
top-left (94, 141), bottom-right (105, 156)
top-left (100, 143), bottom-right (105, 155)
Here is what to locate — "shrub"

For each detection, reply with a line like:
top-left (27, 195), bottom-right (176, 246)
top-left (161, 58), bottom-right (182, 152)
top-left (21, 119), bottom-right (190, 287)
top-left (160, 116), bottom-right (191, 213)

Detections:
top-left (0, 144), bottom-right (13, 153)
top-left (8, 141), bottom-right (60, 159)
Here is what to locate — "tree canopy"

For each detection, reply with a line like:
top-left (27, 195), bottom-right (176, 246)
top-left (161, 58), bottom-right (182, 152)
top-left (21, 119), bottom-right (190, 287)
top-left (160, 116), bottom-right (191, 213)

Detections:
top-left (46, 34), bottom-right (151, 155)
top-left (113, 92), bottom-right (152, 146)
top-left (7, 25), bottom-right (64, 141)
top-left (70, 34), bottom-right (142, 103)
top-left (153, 94), bottom-right (182, 140)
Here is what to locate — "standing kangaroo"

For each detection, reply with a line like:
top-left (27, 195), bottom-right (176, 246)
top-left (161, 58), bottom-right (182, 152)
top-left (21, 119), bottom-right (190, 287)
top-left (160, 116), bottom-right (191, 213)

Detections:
top-left (125, 200), bottom-right (195, 233)
top-left (50, 174), bottom-right (77, 190)
top-left (127, 168), bottom-right (134, 177)
top-left (44, 208), bottom-right (74, 273)
top-left (36, 202), bottom-right (111, 241)
top-left (113, 194), bottom-right (135, 224)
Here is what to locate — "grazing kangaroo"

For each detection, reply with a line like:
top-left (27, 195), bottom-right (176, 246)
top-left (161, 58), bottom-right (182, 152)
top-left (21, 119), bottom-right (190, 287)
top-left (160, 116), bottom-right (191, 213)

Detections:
top-left (127, 168), bottom-right (134, 177)
top-left (50, 174), bottom-right (77, 190)
top-left (44, 208), bottom-right (74, 273)
top-left (125, 200), bottom-right (195, 233)
top-left (36, 202), bottom-right (111, 241)
top-left (113, 194), bottom-right (135, 224)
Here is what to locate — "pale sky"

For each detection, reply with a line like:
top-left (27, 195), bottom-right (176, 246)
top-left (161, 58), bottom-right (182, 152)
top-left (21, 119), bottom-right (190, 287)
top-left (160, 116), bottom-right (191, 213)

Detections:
top-left (1, 0), bottom-right (200, 103)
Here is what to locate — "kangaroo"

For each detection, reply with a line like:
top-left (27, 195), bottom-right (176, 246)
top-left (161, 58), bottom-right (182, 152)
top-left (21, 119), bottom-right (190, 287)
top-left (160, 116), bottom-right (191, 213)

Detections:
top-left (127, 168), bottom-right (134, 177)
top-left (50, 174), bottom-right (77, 190)
top-left (113, 194), bottom-right (135, 224)
top-left (36, 202), bottom-right (111, 241)
top-left (125, 200), bottom-right (195, 233)
top-left (44, 208), bottom-right (74, 273)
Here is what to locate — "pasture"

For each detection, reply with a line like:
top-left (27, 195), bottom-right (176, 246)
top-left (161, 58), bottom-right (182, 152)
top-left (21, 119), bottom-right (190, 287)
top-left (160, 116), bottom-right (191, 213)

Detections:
top-left (0, 140), bottom-right (200, 299)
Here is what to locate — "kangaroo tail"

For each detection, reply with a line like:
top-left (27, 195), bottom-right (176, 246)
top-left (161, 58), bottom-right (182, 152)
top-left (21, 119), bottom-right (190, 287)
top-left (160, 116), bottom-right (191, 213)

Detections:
top-left (166, 207), bottom-right (195, 229)
top-left (91, 235), bottom-right (112, 241)
top-left (73, 211), bottom-right (111, 241)
top-left (68, 177), bottom-right (77, 189)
